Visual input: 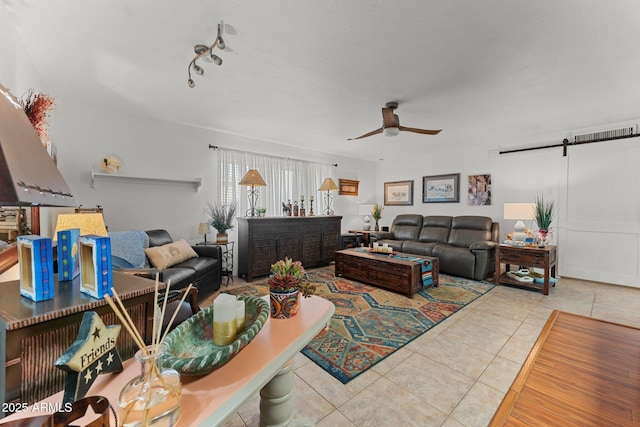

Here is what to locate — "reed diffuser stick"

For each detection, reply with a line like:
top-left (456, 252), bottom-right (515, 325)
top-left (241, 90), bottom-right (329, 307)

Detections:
top-left (158, 284), bottom-right (193, 346)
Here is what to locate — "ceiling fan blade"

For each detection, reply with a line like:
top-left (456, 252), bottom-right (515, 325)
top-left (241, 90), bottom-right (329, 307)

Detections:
top-left (381, 107), bottom-right (398, 128)
top-left (347, 127), bottom-right (383, 140)
top-left (398, 126), bottom-right (442, 135)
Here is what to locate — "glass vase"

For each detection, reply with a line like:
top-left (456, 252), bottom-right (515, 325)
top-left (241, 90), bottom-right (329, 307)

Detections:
top-left (118, 346), bottom-right (182, 427)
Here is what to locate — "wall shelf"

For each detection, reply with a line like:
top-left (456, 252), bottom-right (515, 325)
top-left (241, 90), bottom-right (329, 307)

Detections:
top-left (90, 170), bottom-right (202, 192)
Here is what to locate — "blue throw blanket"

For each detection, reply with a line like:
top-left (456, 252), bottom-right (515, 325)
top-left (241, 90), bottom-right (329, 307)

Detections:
top-left (108, 230), bottom-right (149, 268)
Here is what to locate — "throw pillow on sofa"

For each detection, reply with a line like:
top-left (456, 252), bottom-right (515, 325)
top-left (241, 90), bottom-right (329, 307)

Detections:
top-left (145, 239), bottom-right (198, 269)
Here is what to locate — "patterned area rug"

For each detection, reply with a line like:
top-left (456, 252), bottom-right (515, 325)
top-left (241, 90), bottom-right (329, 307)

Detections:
top-left (225, 266), bottom-right (494, 383)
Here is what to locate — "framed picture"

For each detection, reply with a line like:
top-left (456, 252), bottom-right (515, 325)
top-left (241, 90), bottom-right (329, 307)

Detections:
top-left (422, 173), bottom-right (460, 203)
top-left (338, 179), bottom-right (359, 196)
top-left (384, 180), bottom-right (414, 206)
top-left (468, 174), bottom-right (491, 206)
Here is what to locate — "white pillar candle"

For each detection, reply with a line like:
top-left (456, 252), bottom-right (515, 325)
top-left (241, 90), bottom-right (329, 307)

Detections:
top-left (373, 242), bottom-right (379, 249)
top-left (235, 300), bottom-right (246, 331)
top-left (213, 294), bottom-right (237, 346)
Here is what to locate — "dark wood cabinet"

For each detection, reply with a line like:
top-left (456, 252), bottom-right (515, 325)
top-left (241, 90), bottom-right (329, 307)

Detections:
top-left (238, 216), bottom-right (341, 281)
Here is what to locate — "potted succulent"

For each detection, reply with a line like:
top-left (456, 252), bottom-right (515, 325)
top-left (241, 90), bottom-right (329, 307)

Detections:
top-left (207, 201), bottom-right (238, 243)
top-left (371, 204), bottom-right (384, 231)
top-left (534, 194), bottom-right (555, 246)
top-left (268, 257), bottom-right (316, 318)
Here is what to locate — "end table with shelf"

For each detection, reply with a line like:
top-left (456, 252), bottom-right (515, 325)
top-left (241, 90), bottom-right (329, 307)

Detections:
top-left (196, 241), bottom-right (234, 285)
top-left (495, 244), bottom-right (557, 295)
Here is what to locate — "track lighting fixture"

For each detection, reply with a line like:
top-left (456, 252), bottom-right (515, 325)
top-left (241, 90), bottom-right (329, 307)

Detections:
top-left (187, 23), bottom-right (225, 88)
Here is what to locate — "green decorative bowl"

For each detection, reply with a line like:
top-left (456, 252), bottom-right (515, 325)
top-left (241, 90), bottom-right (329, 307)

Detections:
top-left (160, 295), bottom-right (269, 375)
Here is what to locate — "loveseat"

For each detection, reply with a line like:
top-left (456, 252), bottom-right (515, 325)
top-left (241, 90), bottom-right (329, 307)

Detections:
top-left (370, 215), bottom-right (499, 280)
top-left (110, 229), bottom-right (223, 301)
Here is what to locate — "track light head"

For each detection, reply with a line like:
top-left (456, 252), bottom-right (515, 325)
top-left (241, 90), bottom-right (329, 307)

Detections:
top-left (187, 21), bottom-right (227, 88)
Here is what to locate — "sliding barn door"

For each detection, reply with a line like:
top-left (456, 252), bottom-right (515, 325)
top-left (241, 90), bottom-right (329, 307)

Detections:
top-left (558, 138), bottom-right (640, 288)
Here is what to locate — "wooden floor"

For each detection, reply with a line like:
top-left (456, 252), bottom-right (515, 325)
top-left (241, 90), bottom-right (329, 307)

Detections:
top-left (490, 310), bottom-right (640, 426)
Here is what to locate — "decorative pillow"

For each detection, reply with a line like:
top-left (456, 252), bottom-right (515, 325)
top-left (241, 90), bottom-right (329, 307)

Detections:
top-left (145, 239), bottom-right (198, 269)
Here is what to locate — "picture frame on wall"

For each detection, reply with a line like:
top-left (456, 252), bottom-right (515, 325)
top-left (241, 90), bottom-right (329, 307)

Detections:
top-left (338, 179), bottom-right (359, 196)
top-left (468, 174), bottom-right (491, 206)
top-left (422, 173), bottom-right (460, 203)
top-left (384, 180), bottom-right (414, 206)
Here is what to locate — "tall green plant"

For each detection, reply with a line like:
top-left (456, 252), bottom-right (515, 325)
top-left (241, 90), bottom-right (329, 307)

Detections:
top-left (534, 194), bottom-right (555, 230)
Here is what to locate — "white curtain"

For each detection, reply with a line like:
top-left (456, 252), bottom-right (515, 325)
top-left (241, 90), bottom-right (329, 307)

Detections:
top-left (216, 148), bottom-right (333, 217)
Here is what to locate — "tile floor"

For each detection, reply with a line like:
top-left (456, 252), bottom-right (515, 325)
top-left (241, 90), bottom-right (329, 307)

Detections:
top-left (215, 274), bottom-right (640, 427)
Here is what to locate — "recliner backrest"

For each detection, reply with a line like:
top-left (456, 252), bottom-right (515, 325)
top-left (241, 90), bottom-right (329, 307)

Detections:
top-left (390, 214), bottom-right (423, 241)
top-left (146, 229), bottom-right (174, 247)
top-left (418, 216), bottom-right (452, 243)
top-left (447, 216), bottom-right (493, 247)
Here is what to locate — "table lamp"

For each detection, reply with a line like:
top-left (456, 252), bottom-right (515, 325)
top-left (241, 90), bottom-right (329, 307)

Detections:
top-left (318, 178), bottom-right (338, 215)
top-left (503, 203), bottom-right (535, 244)
top-left (199, 222), bottom-right (211, 244)
top-left (239, 169), bottom-right (267, 217)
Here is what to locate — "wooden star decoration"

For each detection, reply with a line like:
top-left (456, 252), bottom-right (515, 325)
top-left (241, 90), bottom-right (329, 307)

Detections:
top-left (55, 311), bottom-right (123, 404)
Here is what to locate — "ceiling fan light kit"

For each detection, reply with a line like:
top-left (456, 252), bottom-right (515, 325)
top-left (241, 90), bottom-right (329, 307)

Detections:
top-left (348, 101), bottom-right (442, 140)
top-left (187, 23), bottom-right (226, 88)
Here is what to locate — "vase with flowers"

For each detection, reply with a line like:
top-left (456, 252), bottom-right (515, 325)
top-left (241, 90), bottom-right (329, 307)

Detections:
top-left (267, 258), bottom-right (316, 318)
top-left (534, 194), bottom-right (556, 246)
top-left (19, 89), bottom-right (55, 141)
top-left (371, 204), bottom-right (384, 231)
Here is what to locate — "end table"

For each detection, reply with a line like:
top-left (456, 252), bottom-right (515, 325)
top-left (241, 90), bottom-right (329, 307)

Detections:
top-left (196, 241), bottom-right (234, 285)
top-left (495, 244), bottom-right (557, 295)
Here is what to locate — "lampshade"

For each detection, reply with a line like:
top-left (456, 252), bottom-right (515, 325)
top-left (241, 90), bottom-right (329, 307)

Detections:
top-left (318, 178), bottom-right (338, 191)
top-left (54, 213), bottom-right (108, 238)
top-left (503, 203), bottom-right (536, 220)
top-left (239, 169), bottom-right (267, 187)
top-left (198, 222), bottom-right (211, 235)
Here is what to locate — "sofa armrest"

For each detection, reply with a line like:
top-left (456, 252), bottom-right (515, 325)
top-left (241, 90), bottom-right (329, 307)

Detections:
top-left (369, 231), bottom-right (394, 242)
top-left (192, 245), bottom-right (223, 260)
top-left (470, 240), bottom-right (498, 251)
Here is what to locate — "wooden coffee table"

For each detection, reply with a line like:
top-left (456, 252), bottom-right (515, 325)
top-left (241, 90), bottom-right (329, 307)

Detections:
top-left (334, 249), bottom-right (439, 298)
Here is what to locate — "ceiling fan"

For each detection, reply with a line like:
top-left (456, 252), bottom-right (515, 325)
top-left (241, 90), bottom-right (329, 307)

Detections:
top-left (348, 102), bottom-right (442, 140)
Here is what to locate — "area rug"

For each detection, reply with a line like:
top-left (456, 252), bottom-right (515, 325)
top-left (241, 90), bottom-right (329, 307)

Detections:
top-left (225, 266), bottom-right (494, 383)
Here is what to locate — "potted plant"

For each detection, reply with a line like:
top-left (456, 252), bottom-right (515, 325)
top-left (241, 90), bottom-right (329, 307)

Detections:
top-left (268, 257), bottom-right (316, 318)
top-left (534, 194), bottom-right (555, 246)
top-left (207, 201), bottom-right (238, 243)
top-left (371, 204), bottom-right (384, 231)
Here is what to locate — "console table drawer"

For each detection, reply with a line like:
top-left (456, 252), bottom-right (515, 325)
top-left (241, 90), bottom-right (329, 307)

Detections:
top-left (500, 251), bottom-right (547, 267)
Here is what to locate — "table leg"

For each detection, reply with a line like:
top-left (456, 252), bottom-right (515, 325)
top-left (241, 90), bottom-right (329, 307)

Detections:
top-left (260, 359), bottom-right (314, 427)
top-left (543, 264), bottom-right (550, 296)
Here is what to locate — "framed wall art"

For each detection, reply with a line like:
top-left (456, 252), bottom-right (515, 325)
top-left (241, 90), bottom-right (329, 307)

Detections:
top-left (468, 174), bottom-right (491, 206)
top-left (384, 180), bottom-right (414, 206)
top-left (338, 179), bottom-right (359, 196)
top-left (422, 173), bottom-right (460, 203)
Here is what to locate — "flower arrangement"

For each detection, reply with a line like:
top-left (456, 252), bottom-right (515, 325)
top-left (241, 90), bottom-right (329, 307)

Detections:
top-left (101, 155), bottom-right (122, 173)
top-left (371, 203), bottom-right (383, 221)
top-left (206, 201), bottom-right (238, 234)
top-left (268, 257), bottom-right (316, 297)
top-left (19, 89), bottom-right (55, 139)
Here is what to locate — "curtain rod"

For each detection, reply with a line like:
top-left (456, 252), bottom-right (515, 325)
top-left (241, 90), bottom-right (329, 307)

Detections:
top-left (499, 132), bottom-right (640, 157)
top-left (209, 145), bottom-right (338, 167)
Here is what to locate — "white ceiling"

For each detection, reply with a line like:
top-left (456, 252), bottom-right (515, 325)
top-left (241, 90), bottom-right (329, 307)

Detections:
top-left (5, 0), bottom-right (640, 161)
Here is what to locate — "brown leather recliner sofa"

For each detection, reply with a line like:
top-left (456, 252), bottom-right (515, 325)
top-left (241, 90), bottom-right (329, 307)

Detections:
top-left (369, 215), bottom-right (499, 280)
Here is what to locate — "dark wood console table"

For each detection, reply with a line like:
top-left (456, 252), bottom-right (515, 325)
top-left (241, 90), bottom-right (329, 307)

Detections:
top-left (238, 216), bottom-right (341, 281)
top-left (495, 244), bottom-right (557, 295)
top-left (0, 272), bottom-right (160, 411)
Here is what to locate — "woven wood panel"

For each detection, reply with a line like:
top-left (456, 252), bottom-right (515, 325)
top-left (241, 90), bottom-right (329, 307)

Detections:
top-left (20, 305), bottom-right (144, 404)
